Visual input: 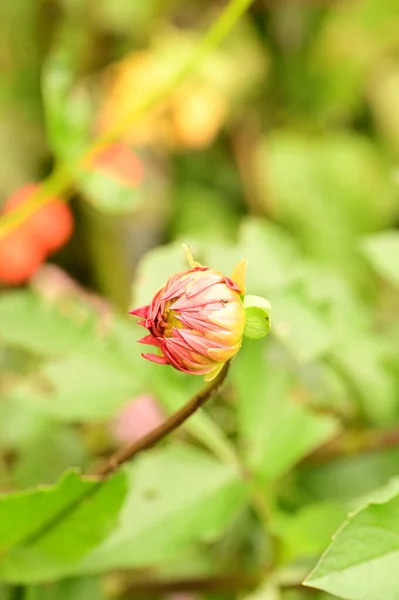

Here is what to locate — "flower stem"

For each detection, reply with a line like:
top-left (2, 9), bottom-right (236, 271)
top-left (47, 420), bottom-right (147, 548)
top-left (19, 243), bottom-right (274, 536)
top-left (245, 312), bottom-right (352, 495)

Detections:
top-left (2, 363), bottom-right (230, 554)
top-left (93, 362), bottom-right (230, 476)
top-left (0, 0), bottom-right (255, 239)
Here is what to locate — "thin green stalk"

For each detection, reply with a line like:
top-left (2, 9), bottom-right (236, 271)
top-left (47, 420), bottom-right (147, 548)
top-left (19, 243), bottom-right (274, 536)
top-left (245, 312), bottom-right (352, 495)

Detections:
top-left (0, 0), bottom-right (254, 239)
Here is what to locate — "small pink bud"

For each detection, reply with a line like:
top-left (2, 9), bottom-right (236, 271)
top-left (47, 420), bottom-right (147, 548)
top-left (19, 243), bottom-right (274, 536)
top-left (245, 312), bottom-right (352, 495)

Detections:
top-left (111, 395), bottom-right (163, 444)
top-left (130, 252), bottom-right (246, 381)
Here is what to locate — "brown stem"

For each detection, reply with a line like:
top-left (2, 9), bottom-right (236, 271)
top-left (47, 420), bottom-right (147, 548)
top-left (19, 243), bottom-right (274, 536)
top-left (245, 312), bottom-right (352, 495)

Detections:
top-left (93, 362), bottom-right (230, 476)
top-left (2, 364), bottom-right (230, 554)
top-left (119, 572), bottom-right (262, 596)
top-left (304, 426), bottom-right (399, 465)
top-left (118, 570), bottom-right (321, 597)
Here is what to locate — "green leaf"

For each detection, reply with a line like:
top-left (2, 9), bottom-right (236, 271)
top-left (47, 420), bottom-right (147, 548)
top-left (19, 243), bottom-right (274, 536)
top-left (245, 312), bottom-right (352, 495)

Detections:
top-left (238, 218), bottom-right (304, 294)
top-left (0, 289), bottom-right (147, 422)
top-left (12, 425), bottom-right (86, 488)
top-left (25, 577), bottom-right (105, 600)
top-left (0, 288), bottom-right (141, 366)
top-left (244, 580), bottom-right (282, 600)
top-left (273, 502), bottom-right (347, 562)
top-left (8, 355), bottom-right (139, 422)
top-left (305, 479), bottom-right (399, 600)
top-left (234, 341), bottom-right (339, 481)
top-left (0, 290), bottom-right (99, 357)
top-left (361, 231), bottom-right (399, 287)
top-left (132, 242), bottom-right (188, 308)
top-left (42, 49), bottom-right (91, 162)
top-left (298, 449), bottom-right (399, 504)
top-left (270, 289), bottom-right (334, 362)
top-left (77, 446), bottom-right (249, 573)
top-left (198, 219), bottom-right (304, 296)
top-left (171, 185), bottom-right (240, 242)
top-left (331, 335), bottom-right (397, 424)
top-left (244, 295), bottom-right (271, 340)
top-left (0, 396), bottom-right (49, 451)
top-left (256, 132), bottom-right (394, 245)
top-left (0, 470), bottom-right (127, 583)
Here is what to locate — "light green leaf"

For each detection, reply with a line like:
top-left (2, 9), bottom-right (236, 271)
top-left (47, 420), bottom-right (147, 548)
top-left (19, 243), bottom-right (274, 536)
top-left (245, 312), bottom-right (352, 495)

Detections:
top-left (305, 479), bottom-right (399, 600)
top-left (238, 218), bottom-right (304, 294)
top-left (0, 470), bottom-right (126, 583)
top-left (77, 446), bottom-right (249, 573)
top-left (331, 335), bottom-right (397, 424)
top-left (0, 290), bottom-right (99, 357)
top-left (25, 577), bottom-right (105, 600)
top-left (42, 49), bottom-right (91, 162)
top-left (273, 502), bottom-right (346, 562)
top-left (298, 449), bottom-right (399, 504)
top-left (132, 242), bottom-right (188, 308)
top-left (244, 580), bottom-right (282, 600)
top-left (0, 288), bottom-right (141, 364)
top-left (270, 289), bottom-right (334, 362)
top-left (12, 425), bottom-right (86, 488)
top-left (198, 219), bottom-right (304, 296)
top-left (0, 396), bottom-right (49, 450)
top-left (234, 341), bottom-right (339, 481)
top-left (8, 355), bottom-right (139, 422)
top-left (0, 290), bottom-right (146, 418)
top-left (256, 132), bottom-right (394, 243)
top-left (171, 185), bottom-right (240, 242)
top-left (361, 231), bottom-right (399, 287)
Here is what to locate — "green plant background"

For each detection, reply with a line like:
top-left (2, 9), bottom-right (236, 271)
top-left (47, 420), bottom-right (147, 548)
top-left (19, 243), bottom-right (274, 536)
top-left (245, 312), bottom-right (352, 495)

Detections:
top-left (1, 0), bottom-right (399, 599)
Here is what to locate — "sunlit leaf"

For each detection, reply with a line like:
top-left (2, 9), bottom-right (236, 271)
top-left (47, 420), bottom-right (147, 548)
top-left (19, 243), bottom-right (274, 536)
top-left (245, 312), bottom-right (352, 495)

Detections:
top-left (77, 446), bottom-right (249, 573)
top-left (0, 470), bottom-right (127, 583)
top-left (233, 341), bottom-right (339, 481)
top-left (8, 355), bottom-right (140, 422)
top-left (25, 577), bottom-right (105, 600)
top-left (361, 231), bottom-right (399, 288)
top-left (305, 479), bottom-right (399, 600)
top-left (273, 502), bottom-right (346, 562)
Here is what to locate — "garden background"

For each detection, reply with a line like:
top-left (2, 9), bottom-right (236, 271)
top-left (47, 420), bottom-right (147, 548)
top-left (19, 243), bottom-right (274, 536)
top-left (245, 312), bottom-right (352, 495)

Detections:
top-left (1, 1), bottom-right (399, 599)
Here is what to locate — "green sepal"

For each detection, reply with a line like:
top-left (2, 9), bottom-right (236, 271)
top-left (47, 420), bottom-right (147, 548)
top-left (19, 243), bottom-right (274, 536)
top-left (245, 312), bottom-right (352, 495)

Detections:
top-left (243, 295), bottom-right (271, 340)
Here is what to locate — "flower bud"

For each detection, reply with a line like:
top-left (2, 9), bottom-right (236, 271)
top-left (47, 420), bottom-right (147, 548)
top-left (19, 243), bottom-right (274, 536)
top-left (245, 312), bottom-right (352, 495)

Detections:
top-left (130, 253), bottom-right (246, 381)
top-left (111, 395), bottom-right (163, 444)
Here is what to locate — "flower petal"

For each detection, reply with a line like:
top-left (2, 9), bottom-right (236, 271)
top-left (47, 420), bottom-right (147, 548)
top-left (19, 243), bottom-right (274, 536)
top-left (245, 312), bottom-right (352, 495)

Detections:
top-left (207, 340), bottom-right (241, 362)
top-left (142, 352), bottom-right (169, 365)
top-left (129, 305), bottom-right (149, 318)
top-left (138, 335), bottom-right (161, 347)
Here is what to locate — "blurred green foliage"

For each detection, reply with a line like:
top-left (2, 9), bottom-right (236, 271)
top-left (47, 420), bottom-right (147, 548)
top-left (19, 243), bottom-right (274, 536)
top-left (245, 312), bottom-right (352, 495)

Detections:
top-left (0, 0), bottom-right (399, 599)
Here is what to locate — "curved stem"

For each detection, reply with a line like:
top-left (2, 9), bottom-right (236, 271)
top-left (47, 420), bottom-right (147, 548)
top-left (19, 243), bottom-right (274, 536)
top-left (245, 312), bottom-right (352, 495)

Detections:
top-left (7, 364), bottom-right (230, 551)
top-left (119, 571), bottom-right (263, 596)
top-left (93, 362), bottom-right (230, 477)
top-left (304, 425), bottom-right (399, 464)
top-left (0, 0), bottom-right (254, 239)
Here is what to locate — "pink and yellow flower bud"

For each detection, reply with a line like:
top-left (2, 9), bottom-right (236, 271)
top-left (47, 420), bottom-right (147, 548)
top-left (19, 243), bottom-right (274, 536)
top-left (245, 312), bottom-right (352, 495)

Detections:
top-left (130, 256), bottom-right (246, 381)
